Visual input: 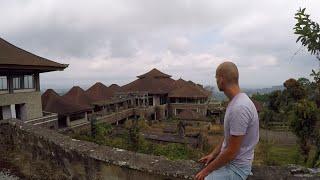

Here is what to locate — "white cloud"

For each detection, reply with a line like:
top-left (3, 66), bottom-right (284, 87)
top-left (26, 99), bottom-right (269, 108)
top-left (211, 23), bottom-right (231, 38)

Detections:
top-left (168, 37), bottom-right (191, 54)
top-left (1, 0), bottom-right (320, 89)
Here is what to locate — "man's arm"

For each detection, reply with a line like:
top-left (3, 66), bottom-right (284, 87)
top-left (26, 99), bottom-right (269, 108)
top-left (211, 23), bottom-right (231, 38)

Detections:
top-left (195, 135), bottom-right (244, 180)
top-left (211, 138), bottom-right (223, 157)
top-left (199, 138), bottom-right (224, 165)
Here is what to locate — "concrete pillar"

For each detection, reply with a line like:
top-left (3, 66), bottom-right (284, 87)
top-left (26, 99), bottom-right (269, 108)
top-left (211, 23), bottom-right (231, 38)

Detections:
top-left (7, 75), bottom-right (13, 94)
top-left (85, 112), bottom-right (88, 121)
top-left (34, 73), bottom-right (40, 91)
top-left (2, 105), bottom-right (12, 119)
top-left (10, 104), bottom-right (16, 119)
top-left (66, 116), bottom-right (71, 127)
top-left (115, 103), bottom-right (119, 112)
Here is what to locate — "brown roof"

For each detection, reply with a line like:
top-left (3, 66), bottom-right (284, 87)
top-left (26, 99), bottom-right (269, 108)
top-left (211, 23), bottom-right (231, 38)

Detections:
top-left (137, 68), bottom-right (171, 79)
top-left (86, 82), bottom-right (115, 102)
top-left (121, 69), bottom-right (210, 97)
top-left (187, 80), bottom-right (211, 96)
top-left (121, 76), bottom-right (176, 94)
top-left (42, 89), bottom-right (91, 115)
top-left (92, 97), bottom-right (131, 106)
top-left (62, 86), bottom-right (92, 108)
top-left (121, 68), bottom-right (176, 94)
top-left (109, 84), bottom-right (121, 92)
top-left (0, 37), bottom-right (68, 72)
top-left (176, 109), bottom-right (206, 120)
top-left (168, 78), bottom-right (209, 98)
top-left (41, 89), bottom-right (60, 110)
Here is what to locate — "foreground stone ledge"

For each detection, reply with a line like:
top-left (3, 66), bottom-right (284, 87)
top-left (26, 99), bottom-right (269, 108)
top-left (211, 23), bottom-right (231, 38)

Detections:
top-left (0, 120), bottom-right (319, 180)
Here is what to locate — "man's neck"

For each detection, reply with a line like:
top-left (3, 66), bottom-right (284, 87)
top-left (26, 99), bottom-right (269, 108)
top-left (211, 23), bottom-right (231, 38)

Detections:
top-left (224, 85), bottom-right (241, 100)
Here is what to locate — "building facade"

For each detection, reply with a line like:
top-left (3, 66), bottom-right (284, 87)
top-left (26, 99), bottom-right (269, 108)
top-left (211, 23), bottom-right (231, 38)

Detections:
top-left (0, 37), bottom-right (67, 128)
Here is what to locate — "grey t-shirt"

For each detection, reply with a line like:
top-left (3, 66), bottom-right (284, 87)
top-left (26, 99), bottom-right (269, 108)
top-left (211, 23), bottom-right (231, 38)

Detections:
top-left (221, 93), bottom-right (259, 167)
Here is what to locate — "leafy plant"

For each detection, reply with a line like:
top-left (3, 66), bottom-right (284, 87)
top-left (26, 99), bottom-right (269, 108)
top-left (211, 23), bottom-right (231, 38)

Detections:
top-left (294, 8), bottom-right (320, 60)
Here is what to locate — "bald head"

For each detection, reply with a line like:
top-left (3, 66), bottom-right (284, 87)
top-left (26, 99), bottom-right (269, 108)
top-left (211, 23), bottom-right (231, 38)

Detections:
top-left (216, 62), bottom-right (239, 88)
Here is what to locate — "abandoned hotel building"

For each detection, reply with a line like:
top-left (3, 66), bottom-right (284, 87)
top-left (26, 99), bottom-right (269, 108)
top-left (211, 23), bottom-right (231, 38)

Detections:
top-left (0, 37), bottom-right (213, 130)
top-left (43, 68), bottom-right (213, 129)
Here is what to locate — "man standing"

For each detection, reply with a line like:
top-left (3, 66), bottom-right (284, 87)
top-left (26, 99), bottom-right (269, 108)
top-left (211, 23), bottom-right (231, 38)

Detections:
top-left (195, 62), bottom-right (259, 180)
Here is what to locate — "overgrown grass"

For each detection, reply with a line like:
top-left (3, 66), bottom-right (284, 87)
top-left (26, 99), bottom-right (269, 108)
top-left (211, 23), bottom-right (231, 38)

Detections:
top-left (254, 140), bottom-right (304, 166)
top-left (72, 123), bottom-right (203, 161)
top-left (73, 123), bottom-right (309, 166)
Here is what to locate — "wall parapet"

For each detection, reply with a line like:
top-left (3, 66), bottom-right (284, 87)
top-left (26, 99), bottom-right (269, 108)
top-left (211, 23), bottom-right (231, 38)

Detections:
top-left (0, 119), bottom-right (199, 179)
top-left (0, 119), bottom-right (319, 180)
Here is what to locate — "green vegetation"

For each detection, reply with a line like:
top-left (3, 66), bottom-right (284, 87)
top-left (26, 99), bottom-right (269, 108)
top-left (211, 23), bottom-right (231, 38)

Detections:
top-left (254, 140), bottom-right (304, 166)
top-left (72, 122), bottom-right (202, 161)
top-left (252, 11), bottom-right (320, 167)
top-left (252, 75), bottom-right (320, 167)
top-left (251, 93), bottom-right (269, 103)
top-left (294, 8), bottom-right (320, 60)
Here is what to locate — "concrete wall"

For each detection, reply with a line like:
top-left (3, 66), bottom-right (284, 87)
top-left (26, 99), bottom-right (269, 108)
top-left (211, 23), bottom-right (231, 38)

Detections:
top-left (69, 113), bottom-right (89, 127)
top-left (1, 105), bottom-right (12, 119)
top-left (0, 91), bottom-right (42, 120)
top-left (0, 120), bottom-right (318, 180)
top-left (0, 120), bottom-right (192, 180)
top-left (156, 104), bottom-right (167, 120)
top-left (25, 112), bottom-right (59, 129)
top-left (168, 103), bottom-right (207, 117)
top-left (153, 96), bottom-right (160, 106)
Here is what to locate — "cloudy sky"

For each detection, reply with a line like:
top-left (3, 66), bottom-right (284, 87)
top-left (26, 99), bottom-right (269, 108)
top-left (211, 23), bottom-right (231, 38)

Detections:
top-left (1, 0), bottom-right (320, 89)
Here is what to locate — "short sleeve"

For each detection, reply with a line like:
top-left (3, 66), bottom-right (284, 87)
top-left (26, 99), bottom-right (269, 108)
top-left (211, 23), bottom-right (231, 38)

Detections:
top-left (228, 105), bottom-right (251, 136)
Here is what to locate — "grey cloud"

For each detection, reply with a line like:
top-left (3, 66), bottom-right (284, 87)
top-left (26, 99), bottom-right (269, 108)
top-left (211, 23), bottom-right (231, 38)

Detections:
top-left (1, 0), bottom-right (320, 89)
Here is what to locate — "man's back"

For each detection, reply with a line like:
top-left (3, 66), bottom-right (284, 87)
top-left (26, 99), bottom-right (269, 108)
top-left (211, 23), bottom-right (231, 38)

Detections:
top-left (221, 93), bottom-right (259, 167)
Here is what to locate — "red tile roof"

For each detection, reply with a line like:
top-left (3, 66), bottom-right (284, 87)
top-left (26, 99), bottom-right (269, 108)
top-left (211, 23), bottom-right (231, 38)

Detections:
top-left (168, 78), bottom-right (209, 98)
top-left (121, 69), bottom-right (209, 97)
top-left (121, 76), bottom-right (176, 94)
top-left (137, 68), bottom-right (172, 79)
top-left (109, 84), bottom-right (121, 92)
top-left (121, 68), bottom-right (175, 94)
top-left (42, 89), bottom-right (91, 115)
top-left (41, 89), bottom-right (60, 110)
top-left (85, 82), bottom-right (115, 102)
top-left (62, 86), bottom-right (92, 108)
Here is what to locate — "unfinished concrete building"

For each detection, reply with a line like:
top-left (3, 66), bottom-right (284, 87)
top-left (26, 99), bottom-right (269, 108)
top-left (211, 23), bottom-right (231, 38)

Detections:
top-left (0, 37), bottom-right (67, 129)
top-left (119, 68), bottom-right (211, 121)
top-left (41, 68), bottom-right (212, 129)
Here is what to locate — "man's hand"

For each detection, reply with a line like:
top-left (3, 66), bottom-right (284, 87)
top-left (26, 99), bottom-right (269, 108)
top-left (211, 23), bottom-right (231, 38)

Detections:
top-left (198, 153), bottom-right (216, 166)
top-left (195, 168), bottom-right (209, 180)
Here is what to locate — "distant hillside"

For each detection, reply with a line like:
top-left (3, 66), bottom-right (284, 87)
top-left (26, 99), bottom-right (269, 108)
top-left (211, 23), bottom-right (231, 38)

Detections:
top-left (205, 85), bottom-right (285, 101)
top-left (243, 85), bottom-right (285, 96)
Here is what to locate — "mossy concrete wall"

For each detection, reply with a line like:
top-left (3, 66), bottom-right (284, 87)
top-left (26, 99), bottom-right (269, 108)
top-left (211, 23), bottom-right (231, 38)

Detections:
top-left (0, 120), bottom-right (198, 180)
top-left (0, 119), bottom-right (318, 180)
